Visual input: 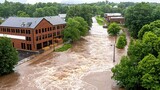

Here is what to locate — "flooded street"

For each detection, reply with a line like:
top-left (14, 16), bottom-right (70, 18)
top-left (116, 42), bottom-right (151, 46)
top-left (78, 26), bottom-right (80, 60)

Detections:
top-left (0, 17), bottom-right (129, 90)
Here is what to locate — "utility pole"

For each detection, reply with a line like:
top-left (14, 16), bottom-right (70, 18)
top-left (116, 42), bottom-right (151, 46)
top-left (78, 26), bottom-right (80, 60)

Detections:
top-left (113, 44), bottom-right (115, 62)
top-left (113, 36), bottom-right (116, 62)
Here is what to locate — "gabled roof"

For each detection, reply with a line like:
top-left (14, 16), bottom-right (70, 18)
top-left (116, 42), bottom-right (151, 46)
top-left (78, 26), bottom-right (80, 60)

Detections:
top-left (0, 16), bottom-right (66, 29)
top-left (44, 16), bottom-right (66, 25)
top-left (0, 17), bottom-right (43, 28)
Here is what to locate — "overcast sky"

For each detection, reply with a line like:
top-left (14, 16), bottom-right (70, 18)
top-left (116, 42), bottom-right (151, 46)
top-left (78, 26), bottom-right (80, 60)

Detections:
top-left (0, 0), bottom-right (160, 4)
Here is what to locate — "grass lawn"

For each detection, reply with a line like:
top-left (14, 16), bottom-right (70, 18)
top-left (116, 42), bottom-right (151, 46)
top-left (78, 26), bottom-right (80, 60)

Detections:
top-left (55, 44), bottom-right (72, 52)
top-left (96, 16), bottom-right (105, 26)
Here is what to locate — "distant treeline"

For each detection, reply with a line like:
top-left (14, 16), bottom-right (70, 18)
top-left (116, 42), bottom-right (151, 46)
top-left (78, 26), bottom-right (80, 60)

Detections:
top-left (0, 1), bottom-right (160, 26)
top-left (0, 1), bottom-right (136, 18)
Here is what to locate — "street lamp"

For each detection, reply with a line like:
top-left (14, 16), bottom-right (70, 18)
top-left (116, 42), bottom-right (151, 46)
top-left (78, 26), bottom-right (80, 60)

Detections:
top-left (113, 44), bottom-right (115, 62)
top-left (113, 36), bottom-right (116, 63)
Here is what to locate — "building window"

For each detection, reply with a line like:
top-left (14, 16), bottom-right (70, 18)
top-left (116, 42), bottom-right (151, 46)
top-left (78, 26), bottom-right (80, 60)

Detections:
top-left (39, 36), bottom-right (41, 40)
top-left (45, 28), bottom-right (47, 32)
top-left (17, 29), bottom-right (19, 33)
top-left (12, 42), bottom-right (14, 47)
top-left (26, 30), bottom-right (31, 34)
top-left (7, 28), bottom-right (10, 32)
top-left (28, 30), bottom-right (31, 34)
top-left (43, 41), bottom-right (48, 47)
top-left (39, 29), bottom-right (41, 33)
top-left (57, 31), bottom-right (60, 36)
top-left (42, 35), bottom-right (45, 39)
top-left (27, 44), bottom-right (32, 50)
top-left (48, 28), bottom-right (49, 31)
top-left (45, 34), bottom-right (47, 38)
top-left (42, 28), bottom-right (44, 32)
top-left (36, 30), bottom-right (38, 34)
top-left (36, 36), bottom-right (38, 41)
top-left (21, 30), bottom-right (25, 34)
top-left (11, 29), bottom-right (15, 33)
top-left (63, 25), bottom-right (65, 28)
top-left (23, 30), bottom-right (25, 34)
top-left (37, 43), bottom-right (42, 50)
top-left (21, 43), bottom-right (26, 49)
top-left (18, 29), bottom-right (20, 33)
top-left (53, 27), bottom-right (55, 30)
top-left (3, 28), bottom-right (6, 32)
top-left (53, 32), bottom-right (56, 37)
top-left (57, 26), bottom-right (60, 29)
top-left (16, 29), bottom-right (18, 33)
top-left (48, 33), bottom-right (52, 38)
top-left (26, 37), bottom-right (31, 41)
top-left (49, 40), bottom-right (52, 45)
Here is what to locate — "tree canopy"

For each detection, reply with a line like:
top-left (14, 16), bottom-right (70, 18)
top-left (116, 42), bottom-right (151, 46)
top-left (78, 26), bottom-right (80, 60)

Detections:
top-left (66, 5), bottom-right (93, 26)
top-left (0, 37), bottom-right (18, 75)
top-left (17, 11), bottom-right (29, 17)
top-left (0, 1), bottom-right (135, 26)
top-left (107, 22), bottom-right (121, 36)
top-left (63, 17), bottom-right (89, 42)
top-left (138, 20), bottom-right (160, 39)
top-left (112, 20), bottom-right (160, 89)
top-left (124, 2), bottom-right (153, 38)
top-left (138, 54), bottom-right (160, 90)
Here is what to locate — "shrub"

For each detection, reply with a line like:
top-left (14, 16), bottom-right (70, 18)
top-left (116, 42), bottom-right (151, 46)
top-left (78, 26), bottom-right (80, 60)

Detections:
top-left (55, 44), bottom-right (72, 52)
top-left (116, 34), bottom-right (127, 49)
top-left (107, 22), bottom-right (121, 36)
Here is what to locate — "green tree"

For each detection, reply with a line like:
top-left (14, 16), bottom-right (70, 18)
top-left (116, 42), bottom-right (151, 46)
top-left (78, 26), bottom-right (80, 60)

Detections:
top-left (107, 22), bottom-right (121, 36)
top-left (33, 8), bottom-right (45, 17)
top-left (112, 20), bottom-right (160, 90)
top-left (112, 56), bottom-right (140, 89)
top-left (124, 2), bottom-right (153, 38)
top-left (0, 37), bottom-right (18, 75)
top-left (63, 18), bottom-right (81, 42)
top-left (73, 17), bottom-right (89, 36)
top-left (142, 31), bottom-right (159, 56)
top-left (138, 24), bottom-right (151, 39)
top-left (17, 11), bottom-right (29, 17)
top-left (63, 17), bottom-right (89, 42)
top-left (138, 54), bottom-right (160, 90)
top-left (138, 20), bottom-right (160, 39)
top-left (116, 34), bottom-right (127, 49)
top-left (152, 6), bottom-right (160, 20)
top-left (66, 5), bottom-right (92, 26)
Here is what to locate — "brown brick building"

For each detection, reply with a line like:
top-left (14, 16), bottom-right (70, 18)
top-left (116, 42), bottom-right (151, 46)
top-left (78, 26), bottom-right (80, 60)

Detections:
top-left (0, 16), bottom-right (66, 51)
top-left (104, 13), bottom-right (125, 24)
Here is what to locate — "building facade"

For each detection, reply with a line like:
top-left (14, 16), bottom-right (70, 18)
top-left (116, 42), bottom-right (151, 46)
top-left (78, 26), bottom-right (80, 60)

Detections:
top-left (0, 16), bottom-right (66, 51)
top-left (104, 13), bottom-right (125, 24)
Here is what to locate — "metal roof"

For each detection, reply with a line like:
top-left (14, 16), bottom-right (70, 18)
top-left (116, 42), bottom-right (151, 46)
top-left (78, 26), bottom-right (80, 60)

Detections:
top-left (110, 17), bottom-right (124, 19)
top-left (58, 14), bottom-right (66, 18)
top-left (0, 16), bottom-right (66, 28)
top-left (45, 16), bottom-right (66, 25)
top-left (104, 13), bottom-right (122, 17)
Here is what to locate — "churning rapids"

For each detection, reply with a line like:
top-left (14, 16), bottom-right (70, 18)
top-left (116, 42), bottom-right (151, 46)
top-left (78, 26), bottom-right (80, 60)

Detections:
top-left (0, 17), bottom-right (129, 90)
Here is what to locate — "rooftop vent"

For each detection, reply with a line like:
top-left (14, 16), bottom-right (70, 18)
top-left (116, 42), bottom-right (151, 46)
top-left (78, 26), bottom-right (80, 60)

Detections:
top-left (21, 22), bottom-right (25, 27)
top-left (26, 22), bottom-right (32, 27)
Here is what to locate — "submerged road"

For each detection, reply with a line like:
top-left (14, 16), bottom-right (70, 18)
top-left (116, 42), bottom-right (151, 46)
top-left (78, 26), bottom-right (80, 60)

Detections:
top-left (0, 17), bottom-right (128, 90)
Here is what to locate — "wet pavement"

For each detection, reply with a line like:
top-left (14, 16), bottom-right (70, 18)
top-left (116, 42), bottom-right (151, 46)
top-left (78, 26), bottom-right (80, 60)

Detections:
top-left (0, 17), bottom-right (129, 90)
top-left (18, 50), bottom-right (38, 61)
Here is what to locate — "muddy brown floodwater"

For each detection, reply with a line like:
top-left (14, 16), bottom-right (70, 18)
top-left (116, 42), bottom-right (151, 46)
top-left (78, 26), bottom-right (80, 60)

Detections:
top-left (0, 17), bottom-right (129, 90)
